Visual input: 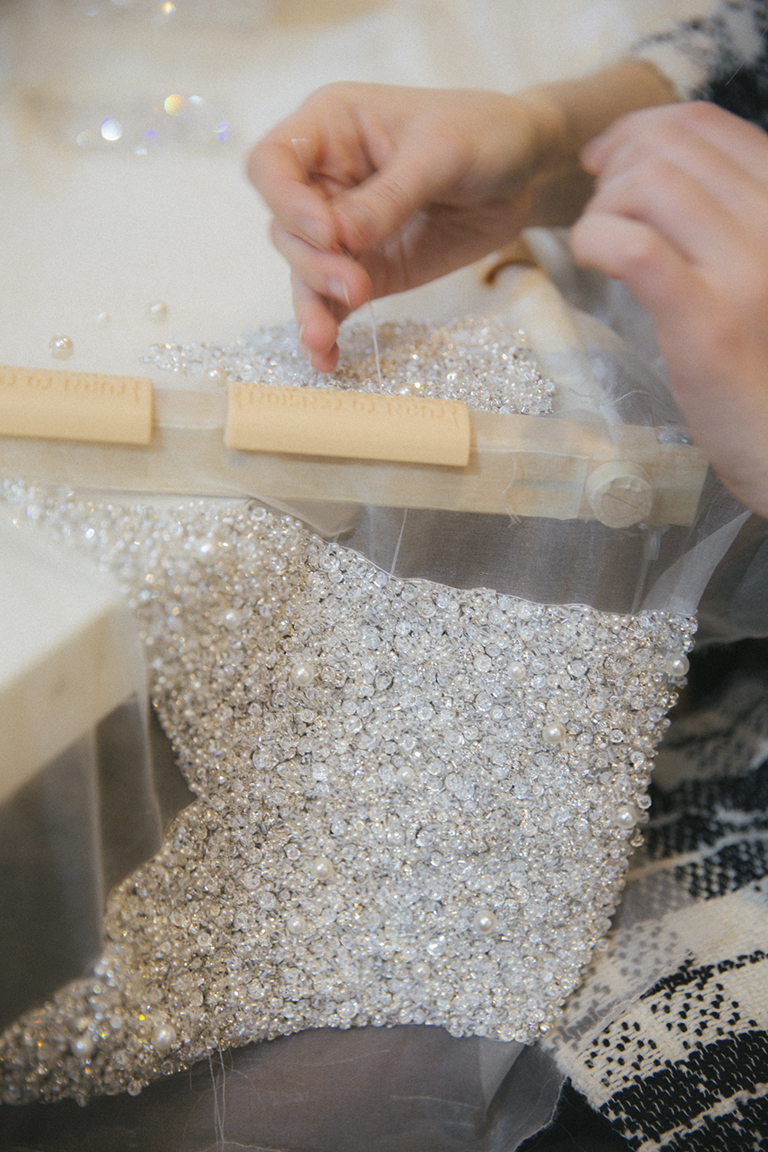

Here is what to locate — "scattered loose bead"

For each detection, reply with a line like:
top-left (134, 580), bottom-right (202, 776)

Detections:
top-left (49, 335), bottom-right (73, 359)
top-left (152, 1024), bottom-right (177, 1055)
top-left (615, 804), bottom-right (640, 830)
top-left (309, 857), bottom-right (334, 882)
top-left (147, 301), bottom-right (168, 322)
top-left (70, 1032), bottom-right (95, 1060)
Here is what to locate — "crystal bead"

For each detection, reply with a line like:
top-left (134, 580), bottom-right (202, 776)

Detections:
top-left (49, 335), bottom-right (74, 359)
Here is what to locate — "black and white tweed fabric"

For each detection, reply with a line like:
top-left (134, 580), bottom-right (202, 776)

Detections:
top-left (633, 0), bottom-right (768, 130)
top-left (541, 656), bottom-right (768, 1150)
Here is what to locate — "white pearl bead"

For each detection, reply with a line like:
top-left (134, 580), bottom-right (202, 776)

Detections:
top-left (193, 538), bottom-right (218, 564)
top-left (147, 301), bottom-right (168, 322)
top-left (49, 335), bottom-right (73, 359)
top-left (665, 654), bottom-right (690, 678)
top-left (396, 765), bottom-right (417, 786)
top-left (94, 311), bottom-right (110, 328)
top-left (309, 857), bottom-right (333, 882)
top-left (152, 1024), bottom-right (177, 1055)
top-left (472, 909), bottom-right (497, 935)
top-left (412, 961), bottom-right (431, 981)
top-left (507, 661), bottom-right (526, 683)
top-left (615, 804), bottom-right (640, 829)
top-left (286, 914), bottom-right (308, 935)
top-left (289, 659), bottom-right (316, 687)
top-left (542, 720), bottom-right (566, 745)
top-left (71, 1032), bottom-right (95, 1060)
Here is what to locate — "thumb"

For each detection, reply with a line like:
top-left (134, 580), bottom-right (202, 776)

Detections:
top-left (332, 125), bottom-right (466, 254)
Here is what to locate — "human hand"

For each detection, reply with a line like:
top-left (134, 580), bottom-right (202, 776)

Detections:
top-left (571, 101), bottom-right (768, 516)
top-left (247, 82), bottom-right (570, 370)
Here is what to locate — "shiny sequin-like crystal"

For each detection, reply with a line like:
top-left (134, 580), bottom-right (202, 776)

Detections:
top-left (143, 315), bottom-right (557, 416)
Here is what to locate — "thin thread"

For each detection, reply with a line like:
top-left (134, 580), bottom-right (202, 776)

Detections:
top-left (389, 508), bottom-right (409, 576)
top-left (367, 299), bottom-right (384, 390)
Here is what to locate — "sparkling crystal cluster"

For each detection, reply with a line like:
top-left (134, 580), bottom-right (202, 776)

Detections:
top-left (0, 484), bottom-right (693, 1104)
top-left (143, 315), bottom-right (556, 415)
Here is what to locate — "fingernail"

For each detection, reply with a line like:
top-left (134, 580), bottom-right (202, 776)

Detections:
top-left (299, 216), bottom-right (332, 250)
top-left (328, 277), bottom-right (351, 308)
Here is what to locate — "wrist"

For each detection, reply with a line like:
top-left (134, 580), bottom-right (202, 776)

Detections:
top-left (510, 60), bottom-right (678, 229)
top-left (531, 59), bottom-right (678, 154)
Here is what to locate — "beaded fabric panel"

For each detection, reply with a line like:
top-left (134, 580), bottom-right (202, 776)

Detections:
top-left (142, 315), bottom-right (556, 414)
top-left (0, 485), bottom-right (693, 1104)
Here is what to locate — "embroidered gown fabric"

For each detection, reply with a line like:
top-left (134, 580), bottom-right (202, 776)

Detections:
top-left (0, 304), bottom-right (756, 1152)
top-left (0, 313), bottom-right (704, 1100)
top-left (3, 3), bottom-right (768, 1151)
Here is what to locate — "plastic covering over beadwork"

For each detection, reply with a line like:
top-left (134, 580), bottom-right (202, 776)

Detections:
top-left (0, 267), bottom-right (750, 618)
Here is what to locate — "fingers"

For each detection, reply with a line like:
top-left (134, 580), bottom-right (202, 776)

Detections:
top-left (330, 122), bottom-right (467, 256)
top-left (270, 220), bottom-right (373, 312)
top-left (291, 275), bottom-right (345, 373)
top-left (580, 154), bottom-right (750, 275)
top-left (570, 210), bottom-right (705, 333)
top-left (583, 101), bottom-right (768, 184)
top-left (247, 82), bottom-right (554, 368)
top-left (247, 135), bottom-right (336, 252)
top-left (572, 102), bottom-right (768, 515)
top-left (574, 102), bottom-right (768, 290)
top-left (580, 103), bottom-right (768, 269)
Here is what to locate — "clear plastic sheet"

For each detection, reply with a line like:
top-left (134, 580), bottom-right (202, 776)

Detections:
top-left (0, 699), bottom-right (158, 1032)
top-left (1, 265), bottom-right (749, 618)
top-left (217, 267), bottom-right (748, 618)
top-left (0, 519), bottom-right (191, 1031)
